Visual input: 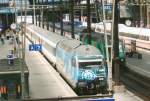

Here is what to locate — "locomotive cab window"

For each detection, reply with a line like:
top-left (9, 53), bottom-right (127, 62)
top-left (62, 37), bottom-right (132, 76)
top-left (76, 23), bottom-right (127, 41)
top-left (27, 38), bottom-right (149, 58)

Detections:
top-left (78, 61), bottom-right (102, 69)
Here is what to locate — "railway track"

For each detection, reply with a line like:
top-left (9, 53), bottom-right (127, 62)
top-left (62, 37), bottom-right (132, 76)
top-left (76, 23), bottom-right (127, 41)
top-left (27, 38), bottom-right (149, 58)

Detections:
top-left (121, 67), bottom-right (150, 101)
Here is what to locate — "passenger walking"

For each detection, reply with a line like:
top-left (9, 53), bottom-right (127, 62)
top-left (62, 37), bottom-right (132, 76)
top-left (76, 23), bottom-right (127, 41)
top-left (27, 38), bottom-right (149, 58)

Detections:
top-left (16, 36), bottom-right (19, 44)
top-left (0, 34), bottom-right (5, 44)
top-left (6, 29), bottom-right (10, 40)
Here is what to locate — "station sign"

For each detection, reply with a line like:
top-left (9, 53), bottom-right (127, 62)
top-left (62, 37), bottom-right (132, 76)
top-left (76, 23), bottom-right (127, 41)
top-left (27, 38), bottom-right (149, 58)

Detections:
top-left (86, 98), bottom-right (114, 101)
top-left (29, 44), bottom-right (42, 51)
top-left (104, 4), bottom-right (112, 10)
top-left (104, 4), bottom-right (120, 11)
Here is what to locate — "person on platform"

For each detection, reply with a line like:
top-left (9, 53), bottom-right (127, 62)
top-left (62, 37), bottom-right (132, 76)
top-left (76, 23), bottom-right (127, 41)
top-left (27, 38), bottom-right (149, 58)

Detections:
top-left (0, 34), bottom-right (5, 44)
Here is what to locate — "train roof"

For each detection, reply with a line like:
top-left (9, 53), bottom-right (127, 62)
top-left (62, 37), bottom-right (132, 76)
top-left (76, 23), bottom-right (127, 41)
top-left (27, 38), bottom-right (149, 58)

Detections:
top-left (28, 24), bottom-right (103, 58)
top-left (28, 24), bottom-right (68, 47)
top-left (57, 38), bottom-right (102, 57)
top-left (57, 39), bottom-right (82, 52)
top-left (54, 22), bottom-right (85, 34)
top-left (94, 22), bottom-right (150, 37)
top-left (54, 22), bottom-right (105, 37)
top-left (75, 45), bottom-right (102, 57)
top-left (119, 26), bottom-right (150, 36)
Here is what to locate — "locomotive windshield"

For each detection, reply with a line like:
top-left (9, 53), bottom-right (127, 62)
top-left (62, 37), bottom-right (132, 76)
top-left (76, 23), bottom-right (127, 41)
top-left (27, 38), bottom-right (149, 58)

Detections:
top-left (78, 60), bottom-right (106, 80)
top-left (78, 61), bottom-right (102, 69)
top-left (78, 55), bottom-right (103, 69)
top-left (77, 57), bottom-right (106, 80)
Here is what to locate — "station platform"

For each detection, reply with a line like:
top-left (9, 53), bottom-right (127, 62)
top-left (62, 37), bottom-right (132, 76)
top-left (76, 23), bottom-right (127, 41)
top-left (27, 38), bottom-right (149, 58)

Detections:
top-left (0, 36), bottom-right (28, 74)
top-left (0, 37), bottom-right (15, 59)
top-left (0, 37), bottom-right (29, 100)
top-left (126, 48), bottom-right (150, 78)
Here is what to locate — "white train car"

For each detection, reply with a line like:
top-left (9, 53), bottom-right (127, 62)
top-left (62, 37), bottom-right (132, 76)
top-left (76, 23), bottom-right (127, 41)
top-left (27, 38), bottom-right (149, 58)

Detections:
top-left (119, 26), bottom-right (150, 50)
top-left (94, 22), bottom-right (150, 50)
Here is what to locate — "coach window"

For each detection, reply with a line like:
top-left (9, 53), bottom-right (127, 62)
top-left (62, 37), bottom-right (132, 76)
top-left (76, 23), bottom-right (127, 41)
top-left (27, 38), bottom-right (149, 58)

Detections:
top-left (72, 58), bottom-right (76, 67)
top-left (144, 36), bottom-right (147, 41)
top-left (123, 33), bottom-right (126, 37)
top-left (128, 33), bottom-right (132, 37)
top-left (142, 35), bottom-right (144, 40)
top-left (57, 48), bottom-right (62, 59)
top-left (143, 36), bottom-right (146, 40)
top-left (140, 35), bottom-right (144, 40)
top-left (97, 28), bottom-right (101, 32)
top-left (139, 35), bottom-right (146, 40)
top-left (134, 34), bottom-right (139, 39)
top-left (135, 35), bottom-right (138, 39)
top-left (145, 36), bottom-right (149, 41)
top-left (120, 32), bottom-right (124, 37)
top-left (146, 36), bottom-right (148, 41)
top-left (145, 36), bottom-right (148, 41)
top-left (129, 34), bottom-right (132, 38)
top-left (125, 33), bottom-right (129, 37)
top-left (138, 35), bottom-right (140, 39)
top-left (123, 33), bottom-right (127, 37)
top-left (145, 36), bottom-right (147, 41)
top-left (139, 35), bottom-right (142, 40)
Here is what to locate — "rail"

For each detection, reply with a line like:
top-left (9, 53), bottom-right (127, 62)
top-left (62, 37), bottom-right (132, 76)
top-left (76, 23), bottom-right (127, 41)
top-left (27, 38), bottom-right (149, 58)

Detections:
top-left (121, 67), bottom-right (150, 101)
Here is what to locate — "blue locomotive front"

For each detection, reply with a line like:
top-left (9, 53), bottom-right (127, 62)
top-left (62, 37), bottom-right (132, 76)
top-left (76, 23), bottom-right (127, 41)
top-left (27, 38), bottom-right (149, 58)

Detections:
top-left (77, 56), bottom-right (107, 89)
top-left (56, 40), bottom-right (107, 93)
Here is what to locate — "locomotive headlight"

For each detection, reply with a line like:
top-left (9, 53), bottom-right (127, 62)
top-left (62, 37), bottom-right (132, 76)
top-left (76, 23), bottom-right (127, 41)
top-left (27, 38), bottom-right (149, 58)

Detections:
top-left (99, 69), bottom-right (105, 72)
top-left (121, 58), bottom-right (124, 62)
top-left (81, 70), bottom-right (96, 80)
top-left (98, 68), bottom-right (106, 77)
top-left (99, 78), bottom-right (104, 80)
